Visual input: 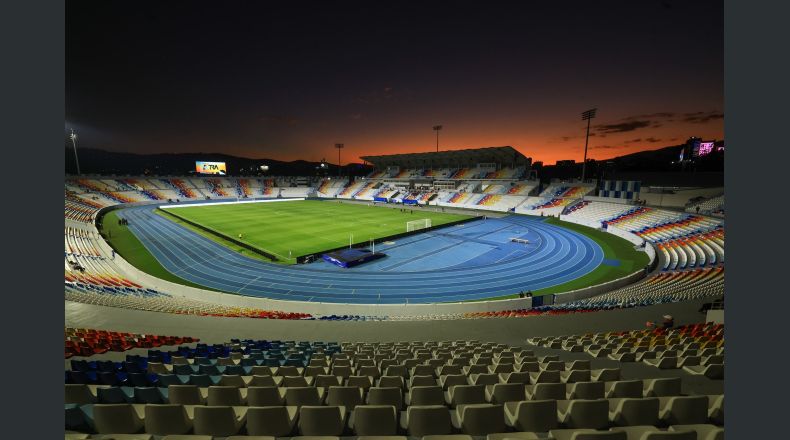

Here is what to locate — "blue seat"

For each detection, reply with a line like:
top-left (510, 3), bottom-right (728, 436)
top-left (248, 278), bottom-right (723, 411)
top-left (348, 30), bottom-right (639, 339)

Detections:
top-left (240, 358), bottom-right (259, 367)
top-left (97, 386), bottom-right (134, 403)
top-left (68, 370), bottom-right (96, 384)
top-left (157, 374), bottom-right (187, 387)
top-left (65, 404), bottom-right (92, 432)
top-left (97, 371), bottom-right (120, 386)
top-left (199, 364), bottom-right (222, 375)
top-left (70, 360), bottom-right (91, 372)
top-left (189, 374), bottom-right (215, 387)
top-left (224, 365), bottom-right (245, 375)
top-left (96, 360), bottom-right (118, 373)
top-left (174, 364), bottom-right (198, 375)
top-left (134, 387), bottom-right (165, 404)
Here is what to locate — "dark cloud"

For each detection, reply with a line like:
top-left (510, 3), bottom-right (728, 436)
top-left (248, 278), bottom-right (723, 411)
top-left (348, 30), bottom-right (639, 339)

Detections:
top-left (625, 138), bottom-right (642, 144)
top-left (622, 112), bottom-right (676, 121)
top-left (590, 144), bottom-right (630, 150)
top-left (645, 137), bottom-right (662, 143)
top-left (595, 120), bottom-right (652, 134)
top-left (682, 111), bottom-right (724, 124)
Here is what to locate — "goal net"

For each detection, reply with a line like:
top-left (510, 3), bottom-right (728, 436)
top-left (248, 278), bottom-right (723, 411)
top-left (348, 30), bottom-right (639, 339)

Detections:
top-left (406, 218), bottom-right (432, 232)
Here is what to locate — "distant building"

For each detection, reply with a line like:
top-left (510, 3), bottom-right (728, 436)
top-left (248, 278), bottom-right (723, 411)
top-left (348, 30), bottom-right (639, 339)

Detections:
top-left (555, 160), bottom-right (576, 166)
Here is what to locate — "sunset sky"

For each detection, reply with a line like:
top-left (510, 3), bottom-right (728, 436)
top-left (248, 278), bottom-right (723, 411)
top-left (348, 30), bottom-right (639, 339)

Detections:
top-left (66, 1), bottom-right (723, 165)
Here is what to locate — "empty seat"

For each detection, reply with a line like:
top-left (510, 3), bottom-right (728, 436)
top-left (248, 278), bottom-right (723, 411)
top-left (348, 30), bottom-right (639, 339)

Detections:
top-left (550, 429), bottom-right (627, 440)
top-left (451, 403), bottom-right (506, 435)
top-left (66, 384), bottom-right (96, 404)
top-left (529, 370), bottom-right (561, 384)
top-left (504, 399), bottom-right (558, 432)
top-left (350, 405), bottom-right (398, 435)
top-left (659, 396), bottom-right (709, 425)
top-left (247, 386), bottom-right (285, 406)
top-left (298, 405), bottom-right (347, 436)
top-left (470, 373), bottom-right (499, 386)
top-left (207, 386), bottom-right (245, 406)
top-left (250, 366), bottom-right (273, 376)
top-left (276, 366), bottom-right (302, 376)
top-left (400, 405), bottom-right (453, 436)
top-left (245, 406), bottom-right (298, 437)
top-left (357, 366), bottom-right (383, 378)
top-left (314, 374), bottom-right (343, 388)
top-left (558, 399), bottom-right (610, 429)
top-left (249, 375), bottom-right (279, 387)
top-left (193, 406), bottom-right (246, 437)
top-left (347, 375), bottom-right (374, 389)
top-left (567, 382), bottom-right (605, 400)
top-left (282, 376), bottom-right (312, 387)
top-left (144, 404), bottom-right (193, 436)
top-left (410, 375), bottom-right (437, 387)
top-left (218, 375), bottom-right (246, 388)
top-left (683, 364), bottom-right (724, 380)
top-left (93, 404), bottom-right (145, 434)
top-left (325, 386), bottom-right (365, 409)
top-left (643, 378), bottom-right (682, 397)
top-left (592, 369), bottom-right (621, 382)
top-left (446, 384), bottom-right (486, 407)
top-left (610, 426), bottom-right (696, 439)
top-left (609, 398), bottom-right (660, 427)
top-left (489, 363), bottom-right (514, 374)
top-left (378, 376), bottom-right (405, 389)
top-left (412, 365), bottom-right (436, 377)
top-left (606, 380), bottom-right (644, 398)
top-left (500, 371), bottom-right (531, 384)
top-left (486, 383), bottom-right (527, 404)
top-left (367, 387), bottom-right (403, 410)
top-left (440, 374), bottom-right (469, 390)
top-left (669, 424), bottom-right (724, 440)
top-left (97, 386), bottom-right (133, 404)
top-left (135, 387), bottom-right (165, 404)
top-left (167, 385), bottom-right (205, 405)
top-left (707, 395), bottom-right (724, 425)
top-left (407, 385), bottom-right (446, 406)
top-left (284, 386), bottom-right (324, 407)
top-left (561, 370), bottom-right (592, 384)
top-left (526, 383), bottom-right (566, 401)
top-left (464, 364), bottom-right (490, 376)
top-left (384, 365), bottom-right (408, 377)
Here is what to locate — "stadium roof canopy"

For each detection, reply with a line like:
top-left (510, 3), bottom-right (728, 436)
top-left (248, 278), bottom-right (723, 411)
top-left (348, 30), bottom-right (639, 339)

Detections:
top-left (361, 146), bottom-right (531, 169)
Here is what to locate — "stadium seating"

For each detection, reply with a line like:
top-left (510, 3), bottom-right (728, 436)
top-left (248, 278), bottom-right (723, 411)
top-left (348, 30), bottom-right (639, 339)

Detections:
top-left (65, 327), bottom-right (199, 358)
top-left (65, 335), bottom-right (723, 438)
top-left (685, 195), bottom-right (724, 216)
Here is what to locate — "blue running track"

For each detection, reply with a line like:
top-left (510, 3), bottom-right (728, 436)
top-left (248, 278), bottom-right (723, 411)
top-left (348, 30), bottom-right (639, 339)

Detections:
top-left (117, 204), bottom-right (604, 304)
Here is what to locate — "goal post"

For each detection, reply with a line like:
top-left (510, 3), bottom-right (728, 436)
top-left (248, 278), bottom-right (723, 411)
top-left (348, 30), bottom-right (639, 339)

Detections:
top-left (406, 218), bottom-right (432, 232)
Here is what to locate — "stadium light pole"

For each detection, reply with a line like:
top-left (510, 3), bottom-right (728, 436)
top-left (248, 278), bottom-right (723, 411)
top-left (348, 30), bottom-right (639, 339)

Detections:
top-left (433, 125), bottom-right (442, 152)
top-left (334, 143), bottom-right (344, 177)
top-left (580, 108), bottom-right (597, 184)
top-left (69, 128), bottom-right (81, 175)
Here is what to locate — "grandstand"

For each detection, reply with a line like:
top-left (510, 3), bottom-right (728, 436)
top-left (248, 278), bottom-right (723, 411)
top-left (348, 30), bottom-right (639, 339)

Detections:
top-left (64, 146), bottom-right (725, 439)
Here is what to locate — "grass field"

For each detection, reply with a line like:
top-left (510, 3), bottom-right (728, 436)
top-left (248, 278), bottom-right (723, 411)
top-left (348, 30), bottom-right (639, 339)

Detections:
top-left (161, 200), bottom-right (471, 264)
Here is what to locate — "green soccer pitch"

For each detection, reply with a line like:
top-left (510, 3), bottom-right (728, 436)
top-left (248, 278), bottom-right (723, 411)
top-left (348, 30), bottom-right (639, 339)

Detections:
top-left (159, 200), bottom-right (471, 264)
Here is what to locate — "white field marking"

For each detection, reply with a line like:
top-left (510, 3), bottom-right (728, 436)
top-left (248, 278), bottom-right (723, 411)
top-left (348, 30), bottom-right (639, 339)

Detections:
top-left (160, 198), bottom-right (305, 209)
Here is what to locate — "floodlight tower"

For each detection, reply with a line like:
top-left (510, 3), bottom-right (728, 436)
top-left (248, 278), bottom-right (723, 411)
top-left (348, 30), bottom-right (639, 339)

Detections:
top-left (580, 108), bottom-right (597, 183)
top-left (69, 128), bottom-right (81, 175)
top-left (433, 125), bottom-right (443, 152)
top-left (334, 143), bottom-right (344, 177)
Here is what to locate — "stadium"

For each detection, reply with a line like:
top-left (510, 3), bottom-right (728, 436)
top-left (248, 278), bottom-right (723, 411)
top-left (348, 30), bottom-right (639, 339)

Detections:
top-left (63, 2), bottom-right (727, 440)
